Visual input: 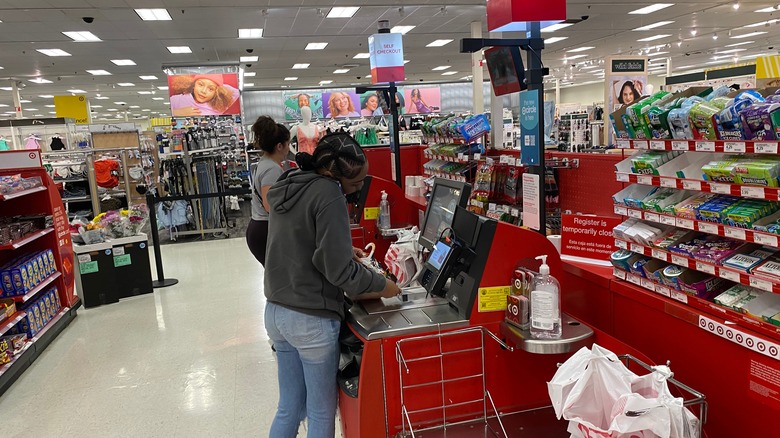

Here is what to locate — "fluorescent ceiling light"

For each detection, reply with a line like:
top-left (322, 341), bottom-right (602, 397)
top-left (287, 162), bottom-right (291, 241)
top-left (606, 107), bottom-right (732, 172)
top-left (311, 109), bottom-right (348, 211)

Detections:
top-left (674, 64), bottom-right (694, 70)
top-left (285, 77), bottom-right (298, 81)
top-left (565, 55), bottom-right (587, 60)
top-left (238, 28), bottom-right (263, 39)
top-left (718, 48), bottom-right (747, 54)
top-left (87, 70), bottom-right (111, 75)
top-left (63, 31), bottom-right (101, 42)
top-left (19, 100), bottom-right (31, 103)
top-left (91, 105), bottom-right (102, 108)
top-left (107, 109), bottom-right (118, 112)
top-left (544, 37), bottom-right (568, 44)
top-left (67, 89), bottom-right (86, 93)
top-left (637, 34), bottom-right (671, 42)
top-left (426, 39), bottom-right (453, 47)
top-left (390, 26), bottom-right (415, 34)
top-left (38, 95), bottom-right (54, 98)
top-left (744, 20), bottom-right (778, 28)
top-left (632, 21), bottom-right (674, 31)
top-left (29, 78), bottom-right (53, 84)
top-left (23, 108), bottom-right (38, 111)
top-left (292, 63), bottom-right (310, 69)
top-left (94, 96), bottom-right (109, 100)
top-left (652, 51), bottom-right (670, 55)
top-left (138, 91), bottom-right (153, 95)
top-left (305, 42), bottom-right (328, 50)
top-left (244, 72), bottom-right (256, 77)
top-left (135, 9), bottom-right (172, 21)
top-left (629, 4), bottom-right (674, 15)
top-left (404, 60), bottom-right (410, 64)
top-left (142, 109), bottom-right (151, 112)
top-left (432, 66), bottom-right (451, 71)
top-left (365, 75), bottom-right (372, 78)
top-left (157, 86), bottom-right (168, 90)
top-left (725, 41), bottom-right (754, 47)
top-left (441, 71), bottom-right (458, 76)
top-left (334, 69), bottom-right (350, 74)
top-left (117, 83), bottom-right (135, 87)
top-left (756, 6), bottom-right (780, 12)
top-left (114, 101), bottom-right (126, 105)
top-left (139, 75), bottom-right (158, 80)
top-left (567, 47), bottom-right (594, 53)
top-left (541, 23), bottom-right (573, 33)
top-left (320, 80), bottom-right (333, 85)
top-left (244, 83), bottom-right (255, 87)
top-left (327, 7), bottom-right (359, 18)
top-left (152, 97), bottom-right (164, 100)
top-left (37, 49), bottom-right (71, 57)
top-left (167, 46), bottom-right (192, 54)
top-left (731, 31), bottom-right (767, 39)
top-left (240, 56), bottom-right (259, 62)
top-left (111, 59), bottom-right (136, 66)
top-left (581, 65), bottom-right (601, 69)
top-left (129, 105), bottom-right (140, 109)
top-left (164, 102), bottom-right (170, 105)
top-left (353, 53), bottom-right (370, 59)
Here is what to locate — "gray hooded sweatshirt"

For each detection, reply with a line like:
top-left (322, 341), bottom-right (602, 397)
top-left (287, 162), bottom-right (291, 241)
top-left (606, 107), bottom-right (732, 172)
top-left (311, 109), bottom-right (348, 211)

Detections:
top-left (264, 169), bottom-right (386, 320)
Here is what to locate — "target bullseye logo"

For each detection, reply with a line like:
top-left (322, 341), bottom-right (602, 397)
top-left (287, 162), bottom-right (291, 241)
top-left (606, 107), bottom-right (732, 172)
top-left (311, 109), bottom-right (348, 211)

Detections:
top-left (758, 342), bottom-right (766, 352)
top-left (747, 338), bottom-right (755, 348)
top-left (700, 319), bottom-right (707, 328)
top-left (737, 334), bottom-right (744, 343)
top-left (510, 303), bottom-right (518, 316)
top-left (770, 346), bottom-right (778, 357)
top-left (726, 330), bottom-right (733, 339)
top-left (708, 322), bottom-right (715, 331)
top-left (717, 326), bottom-right (724, 335)
top-left (28, 152), bottom-right (37, 159)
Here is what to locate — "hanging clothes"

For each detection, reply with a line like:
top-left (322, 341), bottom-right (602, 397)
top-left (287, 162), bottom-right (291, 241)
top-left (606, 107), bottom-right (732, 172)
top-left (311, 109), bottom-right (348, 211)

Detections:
top-left (94, 159), bottom-right (121, 188)
top-left (0, 138), bottom-right (9, 151)
top-left (296, 126), bottom-right (320, 155)
top-left (50, 136), bottom-right (66, 151)
top-left (24, 135), bottom-right (42, 150)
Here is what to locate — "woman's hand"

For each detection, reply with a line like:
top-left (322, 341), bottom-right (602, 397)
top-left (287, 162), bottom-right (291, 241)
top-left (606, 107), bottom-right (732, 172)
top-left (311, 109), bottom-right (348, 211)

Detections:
top-left (352, 278), bottom-right (401, 301)
top-left (173, 107), bottom-right (202, 116)
top-left (352, 247), bottom-right (366, 262)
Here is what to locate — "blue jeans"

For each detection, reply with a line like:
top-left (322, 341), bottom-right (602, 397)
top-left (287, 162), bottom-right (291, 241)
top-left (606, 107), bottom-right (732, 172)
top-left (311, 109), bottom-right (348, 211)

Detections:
top-left (265, 302), bottom-right (341, 438)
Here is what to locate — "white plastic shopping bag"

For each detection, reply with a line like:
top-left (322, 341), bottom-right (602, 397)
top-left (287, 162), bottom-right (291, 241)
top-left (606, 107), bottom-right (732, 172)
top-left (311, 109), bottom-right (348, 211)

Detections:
top-left (385, 227), bottom-right (423, 287)
top-left (548, 346), bottom-right (594, 418)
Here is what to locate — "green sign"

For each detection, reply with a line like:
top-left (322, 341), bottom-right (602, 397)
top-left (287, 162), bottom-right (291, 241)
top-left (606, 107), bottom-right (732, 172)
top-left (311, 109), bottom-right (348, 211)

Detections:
top-left (114, 254), bottom-right (132, 267)
top-left (79, 261), bottom-right (99, 274)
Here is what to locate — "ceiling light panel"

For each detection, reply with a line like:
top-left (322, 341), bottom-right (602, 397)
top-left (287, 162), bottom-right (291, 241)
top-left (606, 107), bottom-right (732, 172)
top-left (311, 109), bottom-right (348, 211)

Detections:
top-left (63, 31), bottom-right (101, 42)
top-left (632, 21), bottom-right (674, 31)
top-left (432, 66), bottom-right (451, 71)
top-left (167, 46), bottom-right (192, 54)
top-left (544, 37), bottom-right (568, 44)
top-left (637, 34), bottom-right (671, 42)
top-left (426, 39), bottom-right (453, 47)
top-left (238, 28), bottom-right (263, 39)
top-left (94, 96), bottom-right (109, 100)
top-left (441, 71), bottom-right (458, 76)
top-left (629, 4), bottom-right (674, 15)
top-left (567, 47), bottom-right (594, 53)
top-left (756, 6), bottom-right (780, 12)
top-left (86, 70), bottom-right (111, 75)
top-left (157, 86), bottom-right (168, 90)
top-left (333, 69), bottom-right (350, 74)
top-left (111, 59), bottom-right (136, 66)
top-left (725, 41), bottom-right (754, 47)
top-left (240, 56), bottom-right (259, 62)
top-left (565, 55), bottom-right (588, 60)
top-left (320, 80), bottom-right (333, 84)
top-left (243, 72), bottom-right (256, 77)
top-left (390, 26), bottom-right (415, 34)
top-left (292, 64), bottom-right (310, 69)
top-left (68, 89), bottom-right (86, 93)
top-left (541, 23), bottom-right (573, 33)
top-left (137, 91), bottom-right (153, 95)
top-left (29, 78), bottom-right (53, 84)
top-left (285, 77), bottom-right (298, 81)
top-left (305, 43), bottom-right (328, 50)
top-left (37, 49), bottom-right (71, 57)
top-left (139, 75), bottom-right (158, 80)
top-left (117, 83), bottom-right (135, 87)
top-left (244, 83), bottom-right (255, 87)
top-left (353, 53), bottom-right (370, 59)
top-left (731, 31), bottom-right (767, 38)
top-left (135, 9), bottom-right (172, 21)
top-left (152, 97), bottom-right (164, 100)
top-left (744, 20), bottom-right (778, 28)
top-left (326, 7), bottom-right (359, 18)
top-left (38, 95), bottom-right (54, 98)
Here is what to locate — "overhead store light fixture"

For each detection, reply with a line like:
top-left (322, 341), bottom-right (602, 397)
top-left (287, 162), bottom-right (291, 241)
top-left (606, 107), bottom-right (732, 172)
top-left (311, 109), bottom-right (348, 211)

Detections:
top-left (37, 49), bottom-right (71, 57)
top-left (139, 75), bottom-right (158, 80)
top-left (63, 31), bottom-right (101, 42)
top-left (564, 54), bottom-right (587, 60)
top-left (38, 95), bottom-right (54, 98)
top-left (138, 91), bottom-right (154, 95)
top-left (285, 77), bottom-right (298, 81)
top-left (334, 69), bottom-right (350, 74)
top-left (157, 86), bottom-right (168, 90)
top-left (67, 89), bottom-right (86, 93)
top-left (94, 96), bottom-right (109, 100)
top-left (629, 4), bottom-right (674, 15)
top-left (305, 42), bottom-right (328, 50)
top-left (441, 71), bottom-right (458, 76)
top-left (725, 41), bottom-right (754, 47)
top-left (240, 56), bottom-right (259, 62)
top-left (244, 72), bottom-right (256, 77)
top-left (544, 37), bottom-right (568, 44)
top-left (292, 64), bottom-right (310, 69)
top-left (567, 47), bottom-right (594, 53)
top-left (238, 28), bottom-right (263, 39)
top-left (353, 53), bottom-right (370, 59)
top-left (756, 6), bottom-right (780, 12)
top-left (167, 46), bottom-right (192, 54)
top-left (390, 25), bottom-right (415, 34)
top-left (87, 70), bottom-right (111, 76)
top-left (320, 80), bottom-right (333, 85)
top-left (744, 20), bottom-right (778, 28)
top-left (426, 39), bottom-right (453, 47)
top-left (117, 83), bottom-right (135, 87)
top-left (541, 23), bottom-right (573, 33)
top-left (633, 21), bottom-right (674, 31)
top-left (637, 34), bottom-right (671, 42)
top-left (111, 59), bottom-right (136, 66)
top-left (29, 78), bottom-right (53, 84)
top-left (432, 66), bottom-right (451, 71)
top-left (326, 7), bottom-right (359, 18)
top-left (731, 31), bottom-right (767, 38)
top-left (135, 9), bottom-right (172, 21)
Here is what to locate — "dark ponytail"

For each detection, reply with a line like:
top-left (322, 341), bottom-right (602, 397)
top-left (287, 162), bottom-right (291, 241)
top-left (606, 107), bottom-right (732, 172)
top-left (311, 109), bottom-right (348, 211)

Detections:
top-left (252, 115), bottom-right (290, 153)
top-left (295, 133), bottom-right (366, 179)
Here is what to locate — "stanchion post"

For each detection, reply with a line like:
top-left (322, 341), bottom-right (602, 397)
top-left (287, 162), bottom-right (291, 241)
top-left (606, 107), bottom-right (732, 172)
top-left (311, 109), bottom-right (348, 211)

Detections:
top-left (146, 192), bottom-right (179, 288)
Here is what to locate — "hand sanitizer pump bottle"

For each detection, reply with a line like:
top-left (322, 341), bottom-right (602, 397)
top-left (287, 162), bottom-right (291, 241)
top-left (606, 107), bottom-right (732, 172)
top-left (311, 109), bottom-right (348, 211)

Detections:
top-left (530, 255), bottom-right (562, 339)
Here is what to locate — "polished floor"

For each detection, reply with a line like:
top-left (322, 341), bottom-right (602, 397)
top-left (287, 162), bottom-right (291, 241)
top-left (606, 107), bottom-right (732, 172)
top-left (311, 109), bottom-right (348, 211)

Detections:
top-left (0, 238), bottom-right (338, 437)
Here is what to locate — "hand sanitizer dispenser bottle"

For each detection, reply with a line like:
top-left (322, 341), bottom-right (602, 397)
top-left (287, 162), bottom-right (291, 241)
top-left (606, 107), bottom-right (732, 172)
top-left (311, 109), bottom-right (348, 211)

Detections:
top-left (378, 190), bottom-right (391, 230)
top-left (530, 255), bottom-right (562, 339)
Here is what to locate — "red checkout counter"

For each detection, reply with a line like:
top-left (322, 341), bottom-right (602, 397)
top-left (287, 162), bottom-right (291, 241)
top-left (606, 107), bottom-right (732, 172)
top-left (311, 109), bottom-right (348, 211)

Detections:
top-left (340, 176), bottom-right (659, 438)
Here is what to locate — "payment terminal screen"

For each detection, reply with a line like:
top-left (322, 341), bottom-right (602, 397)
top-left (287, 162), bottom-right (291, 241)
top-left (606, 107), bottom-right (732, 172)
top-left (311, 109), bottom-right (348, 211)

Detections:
top-left (429, 241), bottom-right (452, 271)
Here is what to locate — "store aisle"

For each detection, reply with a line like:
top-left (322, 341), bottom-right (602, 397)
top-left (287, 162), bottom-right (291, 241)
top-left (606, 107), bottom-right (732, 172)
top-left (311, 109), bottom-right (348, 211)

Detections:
top-left (0, 238), bottom-right (337, 437)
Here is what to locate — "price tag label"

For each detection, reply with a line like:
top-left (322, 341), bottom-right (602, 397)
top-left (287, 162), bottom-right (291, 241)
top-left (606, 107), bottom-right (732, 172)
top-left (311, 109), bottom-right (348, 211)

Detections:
top-left (644, 212), bottom-right (660, 223)
top-left (641, 278), bottom-right (655, 290)
top-left (682, 180), bottom-right (702, 191)
top-left (634, 140), bottom-right (649, 150)
top-left (637, 175), bottom-right (654, 185)
top-left (660, 215), bottom-right (677, 226)
top-left (650, 140), bottom-right (666, 150)
top-left (750, 276), bottom-right (774, 292)
top-left (511, 208), bottom-right (520, 216)
top-left (474, 153), bottom-right (481, 160)
top-left (457, 153), bottom-right (464, 161)
top-left (617, 140), bottom-right (631, 149)
top-left (655, 285), bottom-right (671, 297)
top-left (709, 182), bottom-right (731, 194)
top-left (631, 243), bottom-right (645, 254)
top-left (660, 177), bottom-right (677, 188)
top-left (725, 227), bottom-right (747, 241)
top-left (754, 233), bottom-right (779, 247)
top-left (615, 205), bottom-right (628, 216)
top-left (676, 218), bottom-right (695, 230)
top-left (755, 142), bottom-right (779, 154)
top-left (515, 158), bottom-right (523, 166)
top-left (671, 291), bottom-right (689, 304)
top-left (627, 274), bottom-right (642, 286)
top-left (616, 239), bottom-right (628, 249)
top-left (671, 255), bottom-right (689, 267)
top-left (628, 209), bottom-right (643, 219)
top-left (698, 222), bottom-right (719, 235)
top-left (741, 186), bottom-right (765, 199)
top-left (724, 142), bottom-right (746, 153)
top-left (696, 261), bottom-right (716, 275)
top-left (616, 173), bottom-right (630, 182)
top-left (695, 141), bottom-right (716, 152)
top-left (672, 141), bottom-right (690, 151)
top-left (614, 268), bottom-right (626, 279)
top-left (652, 249), bottom-right (668, 261)
top-left (488, 203), bottom-right (497, 211)
top-left (720, 269), bottom-right (741, 282)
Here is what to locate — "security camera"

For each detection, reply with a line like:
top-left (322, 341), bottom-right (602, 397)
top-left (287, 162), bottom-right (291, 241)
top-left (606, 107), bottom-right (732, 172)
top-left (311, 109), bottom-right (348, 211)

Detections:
top-left (581, 15), bottom-right (589, 21)
top-left (246, 64), bottom-right (252, 68)
top-left (356, 76), bottom-right (362, 79)
top-left (82, 16), bottom-right (94, 23)
top-left (246, 49), bottom-right (254, 54)
top-left (770, 46), bottom-right (775, 50)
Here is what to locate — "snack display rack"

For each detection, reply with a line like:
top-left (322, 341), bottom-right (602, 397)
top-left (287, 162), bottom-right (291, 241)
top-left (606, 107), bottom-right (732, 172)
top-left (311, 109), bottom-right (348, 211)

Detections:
top-left (0, 150), bottom-right (80, 396)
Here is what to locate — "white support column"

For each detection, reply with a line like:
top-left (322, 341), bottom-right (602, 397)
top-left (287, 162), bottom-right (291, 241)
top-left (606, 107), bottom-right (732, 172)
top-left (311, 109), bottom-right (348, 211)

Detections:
top-left (667, 57), bottom-right (673, 77)
top-left (11, 81), bottom-right (22, 119)
top-left (471, 21), bottom-right (484, 114)
top-left (489, 34), bottom-right (503, 149)
top-left (555, 78), bottom-right (561, 107)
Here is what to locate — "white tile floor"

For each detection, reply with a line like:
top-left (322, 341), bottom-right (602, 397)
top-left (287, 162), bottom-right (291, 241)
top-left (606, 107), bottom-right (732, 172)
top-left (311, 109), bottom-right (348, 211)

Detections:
top-left (0, 238), bottom-right (342, 437)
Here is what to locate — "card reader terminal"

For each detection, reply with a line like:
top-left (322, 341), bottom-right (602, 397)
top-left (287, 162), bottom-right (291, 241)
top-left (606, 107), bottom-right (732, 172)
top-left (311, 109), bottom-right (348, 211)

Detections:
top-left (420, 240), bottom-right (461, 297)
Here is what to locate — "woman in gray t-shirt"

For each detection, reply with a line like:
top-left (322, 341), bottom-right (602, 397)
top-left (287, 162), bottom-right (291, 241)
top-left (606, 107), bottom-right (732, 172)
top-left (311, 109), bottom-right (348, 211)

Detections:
top-left (246, 116), bottom-right (290, 266)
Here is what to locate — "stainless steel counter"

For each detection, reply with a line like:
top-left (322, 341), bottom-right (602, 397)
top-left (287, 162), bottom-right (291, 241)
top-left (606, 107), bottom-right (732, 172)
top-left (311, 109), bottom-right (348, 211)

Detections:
top-left (499, 314), bottom-right (594, 355)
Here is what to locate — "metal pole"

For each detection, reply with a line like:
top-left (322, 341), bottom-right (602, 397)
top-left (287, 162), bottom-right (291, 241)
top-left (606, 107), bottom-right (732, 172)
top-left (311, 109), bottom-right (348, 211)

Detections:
top-left (145, 192), bottom-right (179, 288)
top-left (389, 82), bottom-right (402, 187)
top-left (471, 21), bottom-right (484, 114)
top-left (527, 22), bottom-right (547, 234)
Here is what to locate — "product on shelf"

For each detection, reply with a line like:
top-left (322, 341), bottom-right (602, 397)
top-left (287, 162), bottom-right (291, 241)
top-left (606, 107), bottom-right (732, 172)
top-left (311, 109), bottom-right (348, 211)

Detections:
top-left (0, 175), bottom-right (43, 196)
top-left (722, 246), bottom-right (777, 272)
top-left (640, 188), bottom-right (691, 213)
top-left (669, 97), bottom-right (706, 140)
top-left (690, 98), bottom-right (729, 140)
top-left (741, 103), bottom-right (780, 141)
top-left (673, 193), bottom-right (716, 219)
top-left (0, 215), bottom-right (50, 246)
top-left (626, 91), bottom-right (671, 139)
top-left (630, 151), bottom-right (682, 175)
top-left (0, 249), bottom-right (57, 297)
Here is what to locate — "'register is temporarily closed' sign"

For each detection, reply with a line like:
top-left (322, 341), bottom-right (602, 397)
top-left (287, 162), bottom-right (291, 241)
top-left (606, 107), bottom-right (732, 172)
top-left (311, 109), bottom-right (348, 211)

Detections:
top-left (560, 214), bottom-right (621, 260)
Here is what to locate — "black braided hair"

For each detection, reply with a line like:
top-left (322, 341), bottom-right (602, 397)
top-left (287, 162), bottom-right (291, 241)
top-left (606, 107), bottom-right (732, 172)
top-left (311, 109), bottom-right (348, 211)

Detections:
top-left (295, 132), bottom-right (366, 179)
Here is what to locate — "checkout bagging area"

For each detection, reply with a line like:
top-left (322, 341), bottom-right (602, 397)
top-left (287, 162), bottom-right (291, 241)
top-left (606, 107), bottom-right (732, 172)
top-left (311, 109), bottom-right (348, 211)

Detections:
top-left (338, 176), bottom-right (707, 438)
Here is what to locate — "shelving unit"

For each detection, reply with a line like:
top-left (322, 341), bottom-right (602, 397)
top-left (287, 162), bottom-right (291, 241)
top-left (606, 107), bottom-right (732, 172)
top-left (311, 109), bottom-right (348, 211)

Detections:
top-left (615, 138), bottom-right (780, 155)
top-left (0, 149), bottom-right (80, 396)
top-left (615, 172), bottom-right (780, 200)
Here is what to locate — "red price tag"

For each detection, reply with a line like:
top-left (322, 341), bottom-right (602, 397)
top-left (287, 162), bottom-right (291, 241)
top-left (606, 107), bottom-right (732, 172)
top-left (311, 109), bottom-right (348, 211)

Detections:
top-left (634, 140), bottom-right (649, 150)
top-left (655, 285), bottom-right (671, 297)
top-left (617, 140), bottom-right (631, 149)
top-left (755, 142), bottom-right (779, 154)
top-left (630, 243), bottom-right (645, 254)
top-left (641, 278), bottom-right (655, 290)
top-left (750, 277), bottom-right (774, 292)
top-left (627, 274), bottom-right (642, 285)
top-left (616, 173), bottom-right (630, 182)
top-left (628, 209), bottom-right (643, 219)
top-left (616, 239), bottom-right (628, 249)
top-left (615, 205), bottom-right (628, 216)
top-left (672, 255), bottom-right (689, 267)
top-left (644, 212), bottom-right (660, 223)
top-left (741, 186), bottom-right (766, 199)
top-left (682, 180), bottom-right (702, 191)
top-left (650, 140), bottom-right (666, 150)
top-left (676, 218), bottom-right (695, 230)
top-left (660, 215), bottom-right (676, 226)
top-left (637, 175), bottom-right (654, 185)
top-left (671, 291), bottom-right (689, 303)
top-left (614, 269), bottom-right (627, 280)
top-left (724, 142), bottom-right (746, 153)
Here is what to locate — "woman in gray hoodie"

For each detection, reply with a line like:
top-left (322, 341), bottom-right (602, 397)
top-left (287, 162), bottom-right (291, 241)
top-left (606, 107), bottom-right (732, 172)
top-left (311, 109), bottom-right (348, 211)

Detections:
top-left (264, 133), bottom-right (401, 437)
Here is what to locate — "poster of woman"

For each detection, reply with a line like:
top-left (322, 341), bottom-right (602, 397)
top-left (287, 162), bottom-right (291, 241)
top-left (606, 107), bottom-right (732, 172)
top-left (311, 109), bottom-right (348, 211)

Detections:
top-left (403, 86), bottom-right (441, 114)
top-left (360, 92), bottom-right (385, 117)
top-left (609, 77), bottom-right (646, 111)
top-left (168, 73), bottom-right (241, 116)
top-left (283, 92), bottom-right (323, 120)
top-left (323, 91), bottom-right (361, 118)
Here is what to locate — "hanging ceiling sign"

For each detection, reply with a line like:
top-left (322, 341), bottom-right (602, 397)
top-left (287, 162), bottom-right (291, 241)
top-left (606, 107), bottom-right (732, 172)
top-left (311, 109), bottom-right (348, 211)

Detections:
top-left (369, 33), bottom-right (405, 84)
top-left (486, 0), bottom-right (566, 32)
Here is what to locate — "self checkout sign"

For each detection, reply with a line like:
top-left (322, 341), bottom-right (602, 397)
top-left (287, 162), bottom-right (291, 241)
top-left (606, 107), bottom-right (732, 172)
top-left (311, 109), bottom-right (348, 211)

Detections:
top-left (369, 33), bottom-right (404, 84)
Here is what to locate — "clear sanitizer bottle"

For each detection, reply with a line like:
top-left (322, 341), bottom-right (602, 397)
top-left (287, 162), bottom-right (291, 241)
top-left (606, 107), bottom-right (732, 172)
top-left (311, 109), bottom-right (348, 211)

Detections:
top-left (378, 190), bottom-right (391, 230)
top-left (530, 255), bottom-right (562, 339)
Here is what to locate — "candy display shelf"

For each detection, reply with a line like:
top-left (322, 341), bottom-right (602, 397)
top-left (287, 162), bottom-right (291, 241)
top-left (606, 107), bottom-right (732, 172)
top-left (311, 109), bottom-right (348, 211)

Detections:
top-left (423, 150), bottom-right (481, 163)
top-left (614, 172), bottom-right (780, 201)
top-left (613, 204), bottom-right (780, 248)
top-left (615, 139), bottom-right (780, 155)
top-left (614, 237), bottom-right (780, 294)
top-left (0, 227), bottom-right (55, 250)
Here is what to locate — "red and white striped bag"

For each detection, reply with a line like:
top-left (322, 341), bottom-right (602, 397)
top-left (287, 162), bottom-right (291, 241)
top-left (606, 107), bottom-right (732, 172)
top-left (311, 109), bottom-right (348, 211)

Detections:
top-left (384, 228), bottom-right (422, 288)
